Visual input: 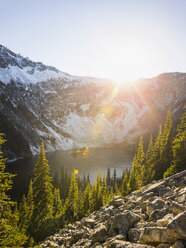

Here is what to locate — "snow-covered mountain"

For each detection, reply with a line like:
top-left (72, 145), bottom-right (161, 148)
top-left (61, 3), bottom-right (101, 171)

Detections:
top-left (0, 44), bottom-right (185, 159)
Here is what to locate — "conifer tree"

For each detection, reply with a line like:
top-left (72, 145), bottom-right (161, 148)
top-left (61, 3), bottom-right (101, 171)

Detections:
top-left (164, 109), bottom-right (186, 177)
top-left (101, 172), bottom-right (107, 205)
top-left (158, 111), bottom-right (173, 178)
top-left (53, 188), bottom-right (62, 217)
top-left (26, 179), bottom-right (34, 231)
top-left (19, 195), bottom-right (28, 232)
top-left (127, 154), bottom-right (138, 193)
top-left (64, 170), bottom-right (79, 221)
top-left (150, 124), bottom-right (162, 181)
top-left (82, 183), bottom-right (91, 216)
top-left (135, 136), bottom-right (145, 187)
top-left (141, 135), bottom-right (153, 185)
top-left (32, 142), bottom-right (54, 238)
top-left (106, 168), bottom-right (111, 188)
top-left (95, 169), bottom-right (102, 210)
top-left (90, 182), bottom-right (97, 212)
top-left (113, 168), bottom-right (117, 191)
top-left (0, 133), bottom-right (27, 247)
top-left (121, 168), bottom-right (128, 196)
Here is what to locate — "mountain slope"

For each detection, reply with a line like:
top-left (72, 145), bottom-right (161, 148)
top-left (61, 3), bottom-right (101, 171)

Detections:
top-left (0, 44), bottom-right (185, 159)
top-left (40, 171), bottom-right (186, 248)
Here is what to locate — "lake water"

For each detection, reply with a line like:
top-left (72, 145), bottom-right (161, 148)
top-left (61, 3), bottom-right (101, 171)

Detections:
top-left (7, 147), bottom-right (133, 199)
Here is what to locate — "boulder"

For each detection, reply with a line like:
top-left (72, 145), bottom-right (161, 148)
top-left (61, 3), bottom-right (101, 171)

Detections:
top-left (172, 240), bottom-right (186, 248)
top-left (157, 214), bottom-right (173, 227)
top-left (81, 217), bottom-right (96, 228)
top-left (149, 208), bottom-right (168, 221)
top-left (70, 230), bottom-right (84, 244)
top-left (112, 197), bottom-right (125, 208)
top-left (171, 201), bottom-right (185, 215)
top-left (128, 228), bottom-right (143, 243)
top-left (140, 227), bottom-right (177, 244)
top-left (105, 240), bottom-right (154, 248)
top-left (146, 198), bottom-right (165, 216)
top-left (111, 210), bottom-right (141, 234)
top-left (91, 224), bottom-right (108, 242)
top-left (167, 211), bottom-right (186, 239)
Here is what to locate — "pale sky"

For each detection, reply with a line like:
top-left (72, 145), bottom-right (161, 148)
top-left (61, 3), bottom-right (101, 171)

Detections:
top-left (1, 0), bottom-right (186, 81)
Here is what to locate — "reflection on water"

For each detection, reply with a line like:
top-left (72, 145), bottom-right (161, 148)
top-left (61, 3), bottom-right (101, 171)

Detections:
top-left (7, 147), bottom-right (133, 199)
top-left (48, 147), bottom-right (132, 182)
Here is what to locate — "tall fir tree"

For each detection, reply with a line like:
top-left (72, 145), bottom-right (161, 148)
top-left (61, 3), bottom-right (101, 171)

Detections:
top-left (164, 108), bottom-right (186, 177)
top-left (32, 142), bottom-right (54, 239)
top-left (0, 133), bottom-right (27, 247)
top-left (63, 170), bottom-right (79, 222)
top-left (101, 172), bottom-right (107, 205)
top-left (53, 188), bottom-right (62, 217)
top-left (127, 154), bottom-right (138, 193)
top-left (90, 182), bottom-right (97, 212)
top-left (121, 168), bottom-right (128, 196)
top-left (135, 136), bottom-right (145, 188)
top-left (157, 111), bottom-right (174, 179)
top-left (106, 168), bottom-right (111, 188)
top-left (141, 135), bottom-right (154, 185)
top-left (82, 182), bottom-right (91, 216)
top-left (150, 124), bottom-right (162, 181)
top-left (95, 168), bottom-right (102, 210)
top-left (113, 168), bottom-right (117, 191)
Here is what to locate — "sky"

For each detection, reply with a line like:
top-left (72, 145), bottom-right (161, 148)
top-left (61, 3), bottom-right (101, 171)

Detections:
top-left (0, 0), bottom-right (186, 82)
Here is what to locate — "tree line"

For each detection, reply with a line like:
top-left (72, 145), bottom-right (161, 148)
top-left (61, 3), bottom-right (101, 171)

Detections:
top-left (0, 108), bottom-right (185, 247)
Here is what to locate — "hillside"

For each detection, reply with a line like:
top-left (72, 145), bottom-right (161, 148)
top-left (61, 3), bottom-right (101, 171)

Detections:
top-left (40, 171), bottom-right (186, 248)
top-left (0, 45), bottom-right (185, 159)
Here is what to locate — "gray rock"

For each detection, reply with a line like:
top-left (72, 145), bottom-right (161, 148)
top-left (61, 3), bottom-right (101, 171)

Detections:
top-left (146, 198), bottom-right (165, 215)
top-left (111, 210), bottom-right (141, 234)
top-left (140, 227), bottom-right (176, 244)
top-left (91, 224), bottom-right (108, 242)
top-left (128, 228), bottom-right (143, 243)
top-left (167, 211), bottom-right (186, 239)
top-left (171, 201), bottom-right (185, 215)
top-left (106, 240), bottom-right (154, 248)
top-left (172, 240), bottom-right (186, 248)
top-left (157, 214), bottom-right (173, 227)
top-left (149, 208), bottom-right (168, 221)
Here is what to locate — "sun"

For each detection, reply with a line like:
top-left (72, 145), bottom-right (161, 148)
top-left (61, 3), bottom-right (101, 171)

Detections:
top-left (94, 38), bottom-right (154, 83)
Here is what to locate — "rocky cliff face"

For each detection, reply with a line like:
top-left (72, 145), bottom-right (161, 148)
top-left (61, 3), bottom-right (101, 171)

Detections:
top-left (40, 171), bottom-right (186, 248)
top-left (0, 44), bottom-right (186, 159)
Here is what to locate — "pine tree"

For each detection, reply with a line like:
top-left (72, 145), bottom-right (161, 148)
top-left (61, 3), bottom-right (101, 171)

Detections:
top-left (106, 168), bottom-right (111, 188)
top-left (135, 136), bottom-right (145, 188)
top-left (90, 182), bottom-right (97, 212)
top-left (19, 195), bottom-right (28, 232)
top-left (82, 182), bottom-right (91, 216)
top-left (121, 168), bottom-right (128, 196)
top-left (127, 154), bottom-right (138, 193)
top-left (53, 188), bottom-right (62, 217)
top-left (150, 124), bottom-right (162, 181)
top-left (141, 135), bottom-right (154, 185)
top-left (26, 179), bottom-right (34, 233)
top-left (158, 111), bottom-right (173, 178)
top-left (113, 168), bottom-right (117, 191)
top-left (164, 109), bottom-right (186, 177)
top-left (0, 133), bottom-right (27, 247)
top-left (95, 169), bottom-right (102, 210)
top-left (32, 142), bottom-right (54, 239)
top-left (64, 170), bottom-right (79, 221)
top-left (101, 172), bottom-right (107, 205)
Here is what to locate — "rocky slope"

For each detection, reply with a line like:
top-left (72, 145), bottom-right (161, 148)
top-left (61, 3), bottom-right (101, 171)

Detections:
top-left (0, 44), bottom-right (185, 159)
top-left (40, 171), bottom-right (186, 248)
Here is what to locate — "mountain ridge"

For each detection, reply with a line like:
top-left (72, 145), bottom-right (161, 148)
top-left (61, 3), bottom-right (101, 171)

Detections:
top-left (0, 44), bottom-right (185, 159)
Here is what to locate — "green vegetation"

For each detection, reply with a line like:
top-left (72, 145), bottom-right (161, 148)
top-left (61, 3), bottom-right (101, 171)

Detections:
top-left (0, 109), bottom-right (185, 246)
